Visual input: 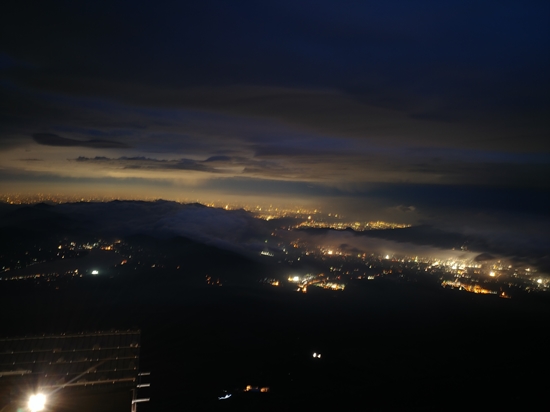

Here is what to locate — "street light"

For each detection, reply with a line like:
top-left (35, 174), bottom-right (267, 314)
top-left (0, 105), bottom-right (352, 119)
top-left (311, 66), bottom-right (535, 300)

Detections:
top-left (28, 394), bottom-right (46, 412)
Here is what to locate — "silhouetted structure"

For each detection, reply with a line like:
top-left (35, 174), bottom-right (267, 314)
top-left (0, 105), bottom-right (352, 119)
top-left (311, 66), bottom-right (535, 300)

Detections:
top-left (0, 330), bottom-right (141, 411)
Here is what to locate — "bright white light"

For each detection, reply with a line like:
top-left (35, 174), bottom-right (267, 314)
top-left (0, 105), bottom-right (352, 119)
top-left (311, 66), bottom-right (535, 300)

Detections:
top-left (91, 270), bottom-right (99, 275)
top-left (313, 352), bottom-right (317, 358)
top-left (537, 279), bottom-right (543, 284)
top-left (28, 393), bottom-right (46, 412)
top-left (489, 272), bottom-right (495, 277)
top-left (292, 276), bottom-right (300, 282)
top-left (385, 255), bottom-right (390, 260)
top-left (218, 394), bottom-right (232, 400)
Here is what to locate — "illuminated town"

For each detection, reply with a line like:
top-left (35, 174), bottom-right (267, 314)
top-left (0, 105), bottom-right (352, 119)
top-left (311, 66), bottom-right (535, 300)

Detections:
top-left (294, 219), bottom-right (411, 231)
top-left (1, 212), bottom-right (546, 298)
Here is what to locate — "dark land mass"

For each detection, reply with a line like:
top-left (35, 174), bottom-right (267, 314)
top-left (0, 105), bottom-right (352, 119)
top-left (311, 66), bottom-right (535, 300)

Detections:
top-left (2, 265), bottom-right (549, 411)
top-left (1, 203), bottom-right (549, 410)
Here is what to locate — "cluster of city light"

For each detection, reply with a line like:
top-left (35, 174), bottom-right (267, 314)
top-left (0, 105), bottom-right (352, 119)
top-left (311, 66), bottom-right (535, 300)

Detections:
top-left (441, 280), bottom-right (497, 295)
top-left (244, 385), bottom-right (269, 393)
top-left (0, 194), bottom-right (326, 222)
top-left (0, 193), bottom-right (157, 204)
top-left (317, 247), bottom-right (349, 257)
top-left (288, 273), bottom-right (345, 293)
top-left (0, 237), bottom-right (127, 281)
top-left (284, 233), bottom-right (549, 293)
top-left (314, 282), bottom-right (345, 291)
top-left (429, 260), bottom-right (479, 270)
top-left (295, 220), bottom-right (411, 231)
top-left (199, 201), bottom-right (321, 220)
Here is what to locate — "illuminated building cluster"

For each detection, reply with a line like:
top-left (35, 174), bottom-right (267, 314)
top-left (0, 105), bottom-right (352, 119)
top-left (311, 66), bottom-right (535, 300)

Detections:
top-left (287, 274), bottom-right (345, 293)
top-left (244, 385), bottom-right (269, 393)
top-left (295, 220), bottom-right (411, 231)
top-left (314, 282), bottom-right (345, 291)
top-left (441, 280), bottom-right (497, 295)
top-left (0, 193), bottom-right (159, 204)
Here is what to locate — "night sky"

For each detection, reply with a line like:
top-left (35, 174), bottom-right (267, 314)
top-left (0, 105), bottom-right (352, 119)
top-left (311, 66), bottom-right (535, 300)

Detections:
top-left (1, 2), bottom-right (549, 259)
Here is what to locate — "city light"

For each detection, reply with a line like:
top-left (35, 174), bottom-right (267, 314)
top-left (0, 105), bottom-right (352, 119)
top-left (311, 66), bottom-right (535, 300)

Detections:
top-left (91, 270), bottom-right (99, 275)
top-left (28, 393), bottom-right (46, 412)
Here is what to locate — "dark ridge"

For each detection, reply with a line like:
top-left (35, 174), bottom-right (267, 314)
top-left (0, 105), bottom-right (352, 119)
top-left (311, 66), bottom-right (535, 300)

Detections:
top-left (30, 202), bottom-right (55, 209)
top-left (184, 202), bottom-right (208, 208)
top-left (1, 215), bottom-right (82, 234)
top-left (0, 204), bottom-right (83, 234)
top-left (1, 204), bottom-right (59, 221)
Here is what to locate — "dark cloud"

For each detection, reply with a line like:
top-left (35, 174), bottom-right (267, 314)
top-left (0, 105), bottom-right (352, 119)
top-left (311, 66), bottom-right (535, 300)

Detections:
top-left (33, 133), bottom-right (130, 148)
top-left (12, 83), bottom-right (545, 153)
top-left (75, 156), bottom-right (219, 174)
top-left (72, 155), bottom-right (304, 179)
top-left (204, 155), bottom-right (232, 162)
top-left (396, 205), bottom-right (416, 213)
top-left (366, 183), bottom-right (550, 217)
top-left (1, 0), bottom-right (547, 153)
top-left (4, 3), bottom-right (549, 109)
